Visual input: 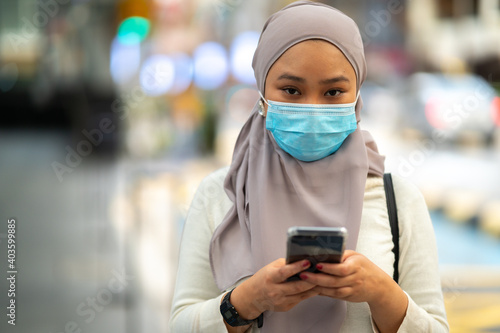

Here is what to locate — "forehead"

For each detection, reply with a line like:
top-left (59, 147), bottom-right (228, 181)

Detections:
top-left (267, 40), bottom-right (356, 80)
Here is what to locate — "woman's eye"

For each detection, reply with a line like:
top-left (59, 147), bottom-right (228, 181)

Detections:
top-left (325, 89), bottom-right (341, 97)
top-left (283, 88), bottom-right (300, 95)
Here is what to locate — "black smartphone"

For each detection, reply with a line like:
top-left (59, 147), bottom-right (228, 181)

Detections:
top-left (285, 226), bottom-right (348, 282)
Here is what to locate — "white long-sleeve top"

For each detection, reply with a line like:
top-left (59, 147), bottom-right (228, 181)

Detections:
top-left (170, 167), bottom-right (449, 332)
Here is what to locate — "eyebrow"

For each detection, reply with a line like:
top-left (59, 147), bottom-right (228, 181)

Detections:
top-left (320, 76), bottom-right (350, 84)
top-left (277, 73), bottom-right (350, 84)
top-left (277, 73), bottom-right (305, 83)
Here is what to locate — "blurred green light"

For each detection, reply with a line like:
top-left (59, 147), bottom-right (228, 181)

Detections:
top-left (117, 17), bottom-right (150, 45)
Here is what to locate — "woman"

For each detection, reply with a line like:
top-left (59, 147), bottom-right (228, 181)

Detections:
top-left (170, 1), bottom-right (449, 332)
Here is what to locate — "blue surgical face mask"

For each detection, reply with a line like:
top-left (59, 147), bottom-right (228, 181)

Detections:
top-left (260, 93), bottom-right (359, 162)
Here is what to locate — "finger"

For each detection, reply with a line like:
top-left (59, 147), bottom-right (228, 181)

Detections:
top-left (294, 288), bottom-right (321, 301)
top-left (279, 279), bottom-right (317, 295)
top-left (284, 288), bottom-right (321, 303)
top-left (342, 250), bottom-right (357, 262)
top-left (271, 288), bottom-right (321, 312)
top-left (275, 259), bottom-right (311, 283)
top-left (315, 286), bottom-right (354, 300)
top-left (317, 250), bottom-right (364, 276)
top-left (299, 271), bottom-right (354, 288)
top-left (314, 262), bottom-right (355, 277)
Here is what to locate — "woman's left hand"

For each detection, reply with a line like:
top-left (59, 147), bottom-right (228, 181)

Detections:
top-left (298, 250), bottom-right (393, 304)
top-left (299, 250), bottom-right (408, 333)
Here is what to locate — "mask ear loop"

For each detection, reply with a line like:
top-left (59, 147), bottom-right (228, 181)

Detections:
top-left (258, 100), bottom-right (265, 117)
top-left (258, 91), bottom-right (269, 117)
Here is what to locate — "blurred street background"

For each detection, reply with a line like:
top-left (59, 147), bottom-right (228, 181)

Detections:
top-left (0, 0), bottom-right (499, 332)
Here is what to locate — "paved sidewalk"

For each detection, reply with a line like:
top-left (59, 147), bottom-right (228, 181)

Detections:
top-left (435, 212), bottom-right (500, 332)
top-left (441, 267), bottom-right (500, 332)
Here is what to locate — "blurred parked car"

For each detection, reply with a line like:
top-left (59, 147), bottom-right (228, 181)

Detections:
top-left (398, 72), bottom-right (500, 145)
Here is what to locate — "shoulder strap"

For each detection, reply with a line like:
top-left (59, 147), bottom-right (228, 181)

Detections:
top-left (383, 173), bottom-right (399, 284)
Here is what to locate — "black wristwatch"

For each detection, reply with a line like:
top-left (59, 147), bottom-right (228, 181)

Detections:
top-left (220, 288), bottom-right (264, 328)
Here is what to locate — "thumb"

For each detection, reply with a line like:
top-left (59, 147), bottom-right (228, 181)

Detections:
top-left (341, 250), bottom-right (358, 262)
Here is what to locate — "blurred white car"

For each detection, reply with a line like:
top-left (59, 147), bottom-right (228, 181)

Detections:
top-left (399, 72), bottom-right (500, 144)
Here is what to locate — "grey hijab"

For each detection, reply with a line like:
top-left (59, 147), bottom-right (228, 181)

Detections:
top-left (210, 1), bottom-right (385, 331)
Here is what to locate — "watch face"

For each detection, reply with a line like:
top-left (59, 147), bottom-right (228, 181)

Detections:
top-left (223, 310), bottom-right (233, 320)
top-left (221, 290), bottom-right (253, 326)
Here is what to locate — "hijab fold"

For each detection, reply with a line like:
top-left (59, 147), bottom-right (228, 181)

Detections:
top-left (209, 2), bottom-right (385, 331)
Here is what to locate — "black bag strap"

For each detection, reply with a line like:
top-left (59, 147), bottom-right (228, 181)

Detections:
top-left (383, 173), bottom-right (400, 284)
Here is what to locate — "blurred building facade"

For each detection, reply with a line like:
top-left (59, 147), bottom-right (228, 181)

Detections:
top-left (407, 0), bottom-right (500, 79)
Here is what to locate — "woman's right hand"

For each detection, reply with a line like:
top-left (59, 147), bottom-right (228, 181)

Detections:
top-left (229, 259), bottom-right (319, 320)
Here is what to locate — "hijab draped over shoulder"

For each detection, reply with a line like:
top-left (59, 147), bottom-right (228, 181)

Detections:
top-left (209, 1), bottom-right (385, 331)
